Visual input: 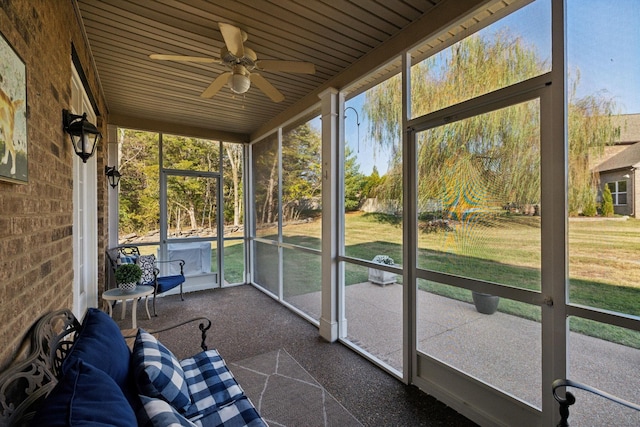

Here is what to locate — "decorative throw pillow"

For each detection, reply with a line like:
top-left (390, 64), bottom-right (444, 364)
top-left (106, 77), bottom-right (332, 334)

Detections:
top-left (30, 359), bottom-right (137, 427)
top-left (132, 329), bottom-right (192, 412)
top-left (137, 395), bottom-right (197, 427)
top-left (61, 307), bottom-right (135, 403)
top-left (119, 254), bottom-right (138, 264)
top-left (137, 254), bottom-right (156, 285)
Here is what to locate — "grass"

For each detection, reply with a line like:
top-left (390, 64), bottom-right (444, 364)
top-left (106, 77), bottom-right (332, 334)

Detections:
top-left (140, 211), bottom-right (640, 348)
top-left (253, 211), bottom-right (640, 348)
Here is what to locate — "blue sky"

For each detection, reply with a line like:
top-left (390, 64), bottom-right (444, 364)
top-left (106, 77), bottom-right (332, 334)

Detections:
top-left (343, 0), bottom-right (640, 176)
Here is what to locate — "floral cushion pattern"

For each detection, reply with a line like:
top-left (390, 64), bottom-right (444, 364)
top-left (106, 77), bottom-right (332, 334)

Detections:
top-left (138, 254), bottom-right (157, 285)
top-left (132, 329), bottom-right (192, 412)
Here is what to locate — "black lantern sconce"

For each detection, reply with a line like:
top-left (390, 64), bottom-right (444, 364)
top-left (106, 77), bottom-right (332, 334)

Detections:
top-left (104, 166), bottom-right (121, 189)
top-left (62, 109), bottom-right (102, 163)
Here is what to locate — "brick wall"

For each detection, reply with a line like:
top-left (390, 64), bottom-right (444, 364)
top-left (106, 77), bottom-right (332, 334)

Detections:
top-left (0, 0), bottom-right (108, 368)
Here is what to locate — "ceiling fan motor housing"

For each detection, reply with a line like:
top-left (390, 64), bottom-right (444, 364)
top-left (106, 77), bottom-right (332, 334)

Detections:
top-left (220, 46), bottom-right (257, 69)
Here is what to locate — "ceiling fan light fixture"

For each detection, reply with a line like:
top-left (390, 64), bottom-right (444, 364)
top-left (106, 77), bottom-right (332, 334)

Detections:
top-left (228, 66), bottom-right (251, 94)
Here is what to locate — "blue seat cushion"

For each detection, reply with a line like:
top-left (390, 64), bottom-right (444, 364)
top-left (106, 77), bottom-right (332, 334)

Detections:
top-left (157, 274), bottom-right (184, 293)
top-left (181, 350), bottom-right (244, 419)
top-left (192, 396), bottom-right (267, 427)
top-left (31, 359), bottom-right (137, 426)
top-left (61, 308), bottom-right (136, 405)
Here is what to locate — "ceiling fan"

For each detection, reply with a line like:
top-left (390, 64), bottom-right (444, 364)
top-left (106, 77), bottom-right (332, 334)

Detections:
top-left (149, 22), bottom-right (315, 103)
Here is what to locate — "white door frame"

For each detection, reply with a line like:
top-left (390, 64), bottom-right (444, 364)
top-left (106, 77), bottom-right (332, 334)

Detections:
top-left (71, 66), bottom-right (98, 318)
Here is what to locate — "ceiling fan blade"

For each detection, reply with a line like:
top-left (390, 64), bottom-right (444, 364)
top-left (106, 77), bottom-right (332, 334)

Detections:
top-left (149, 54), bottom-right (219, 64)
top-left (200, 72), bottom-right (232, 98)
top-left (219, 22), bottom-right (245, 58)
top-left (250, 73), bottom-right (284, 103)
top-left (256, 60), bottom-right (315, 74)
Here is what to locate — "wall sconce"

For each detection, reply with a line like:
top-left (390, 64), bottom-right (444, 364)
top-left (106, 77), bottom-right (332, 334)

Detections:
top-left (104, 166), bottom-right (121, 189)
top-left (62, 109), bottom-right (102, 163)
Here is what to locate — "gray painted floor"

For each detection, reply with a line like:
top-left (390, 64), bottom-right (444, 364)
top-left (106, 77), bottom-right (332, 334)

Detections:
top-left (116, 283), bottom-right (639, 426)
top-left (289, 282), bottom-right (640, 426)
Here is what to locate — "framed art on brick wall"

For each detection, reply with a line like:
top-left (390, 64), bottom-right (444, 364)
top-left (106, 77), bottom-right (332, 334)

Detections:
top-left (0, 31), bottom-right (27, 184)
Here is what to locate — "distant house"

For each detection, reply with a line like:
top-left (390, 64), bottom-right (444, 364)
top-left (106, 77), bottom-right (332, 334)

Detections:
top-left (593, 114), bottom-right (640, 217)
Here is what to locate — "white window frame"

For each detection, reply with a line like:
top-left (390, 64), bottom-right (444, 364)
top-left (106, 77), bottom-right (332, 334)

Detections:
top-left (608, 180), bottom-right (628, 206)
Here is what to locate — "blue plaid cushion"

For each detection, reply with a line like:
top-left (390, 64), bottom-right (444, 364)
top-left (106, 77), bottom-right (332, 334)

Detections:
top-left (137, 395), bottom-right (198, 427)
top-left (132, 329), bottom-right (192, 412)
top-left (181, 350), bottom-right (244, 419)
top-left (191, 396), bottom-right (267, 427)
top-left (119, 254), bottom-right (138, 264)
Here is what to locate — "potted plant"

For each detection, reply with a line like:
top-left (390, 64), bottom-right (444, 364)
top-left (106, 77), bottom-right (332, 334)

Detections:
top-left (368, 255), bottom-right (397, 286)
top-left (115, 263), bottom-right (142, 292)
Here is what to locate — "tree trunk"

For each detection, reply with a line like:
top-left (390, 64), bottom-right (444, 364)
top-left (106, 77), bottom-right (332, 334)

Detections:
top-left (262, 155), bottom-right (278, 224)
top-left (225, 144), bottom-right (242, 226)
top-left (188, 201), bottom-right (197, 230)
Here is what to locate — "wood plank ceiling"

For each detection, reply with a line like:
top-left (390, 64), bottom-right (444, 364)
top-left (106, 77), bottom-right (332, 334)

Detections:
top-left (74, 0), bottom-right (518, 142)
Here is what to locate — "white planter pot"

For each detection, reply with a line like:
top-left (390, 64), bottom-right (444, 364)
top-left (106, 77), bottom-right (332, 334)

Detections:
top-left (118, 282), bottom-right (137, 292)
top-left (368, 268), bottom-right (397, 286)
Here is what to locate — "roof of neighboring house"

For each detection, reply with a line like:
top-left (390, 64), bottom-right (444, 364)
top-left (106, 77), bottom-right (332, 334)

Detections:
top-left (612, 114), bottom-right (640, 144)
top-left (594, 114), bottom-right (640, 172)
top-left (595, 141), bottom-right (640, 172)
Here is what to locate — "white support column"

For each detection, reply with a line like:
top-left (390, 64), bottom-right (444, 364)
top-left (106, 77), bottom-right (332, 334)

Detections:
top-left (107, 124), bottom-right (119, 248)
top-left (319, 88), bottom-right (339, 342)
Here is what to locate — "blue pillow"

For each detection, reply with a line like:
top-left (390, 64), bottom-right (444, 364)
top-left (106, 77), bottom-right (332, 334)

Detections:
top-left (62, 308), bottom-right (135, 402)
top-left (30, 359), bottom-right (137, 426)
top-left (132, 329), bottom-right (191, 412)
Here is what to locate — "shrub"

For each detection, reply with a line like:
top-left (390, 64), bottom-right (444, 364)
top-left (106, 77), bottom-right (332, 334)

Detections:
top-left (602, 185), bottom-right (614, 217)
top-left (582, 196), bottom-right (597, 217)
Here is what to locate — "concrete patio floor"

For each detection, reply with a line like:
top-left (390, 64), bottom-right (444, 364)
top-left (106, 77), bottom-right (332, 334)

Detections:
top-left (288, 282), bottom-right (640, 426)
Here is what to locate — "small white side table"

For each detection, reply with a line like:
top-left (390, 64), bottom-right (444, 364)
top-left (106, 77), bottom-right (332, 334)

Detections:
top-left (102, 285), bottom-right (154, 329)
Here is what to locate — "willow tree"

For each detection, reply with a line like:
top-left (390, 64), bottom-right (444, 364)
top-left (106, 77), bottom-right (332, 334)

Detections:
top-left (364, 31), bottom-right (619, 216)
top-left (568, 74), bottom-right (620, 215)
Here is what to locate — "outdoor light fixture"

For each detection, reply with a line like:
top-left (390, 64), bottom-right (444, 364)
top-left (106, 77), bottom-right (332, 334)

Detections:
top-left (105, 166), bottom-right (121, 189)
top-left (62, 109), bottom-right (102, 163)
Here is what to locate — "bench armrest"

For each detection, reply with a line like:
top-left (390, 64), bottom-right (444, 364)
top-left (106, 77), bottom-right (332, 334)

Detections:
top-left (122, 316), bottom-right (211, 351)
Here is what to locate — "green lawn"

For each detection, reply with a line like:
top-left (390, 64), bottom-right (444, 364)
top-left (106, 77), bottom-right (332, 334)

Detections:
top-left (165, 211), bottom-right (640, 348)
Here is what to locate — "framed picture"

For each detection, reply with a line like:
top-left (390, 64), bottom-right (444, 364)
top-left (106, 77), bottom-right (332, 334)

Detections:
top-left (0, 32), bottom-right (27, 183)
